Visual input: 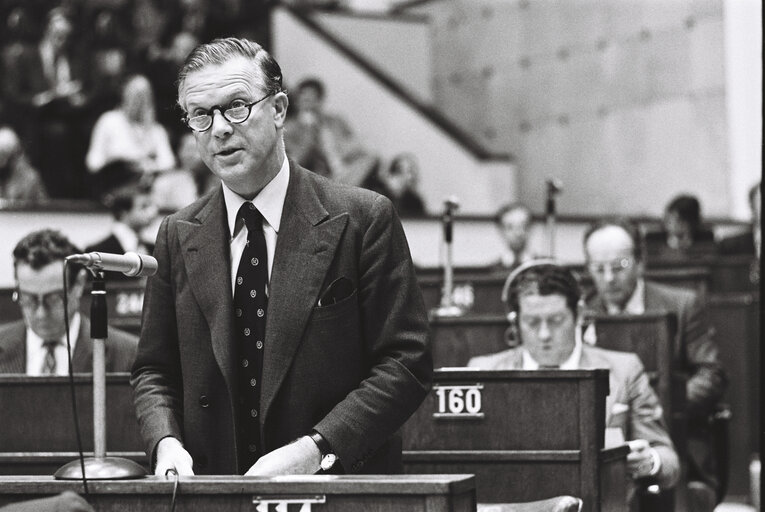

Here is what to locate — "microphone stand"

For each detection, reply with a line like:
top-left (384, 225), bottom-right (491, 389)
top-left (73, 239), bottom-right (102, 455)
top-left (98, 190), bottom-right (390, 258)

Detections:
top-left (55, 271), bottom-right (146, 480)
top-left (545, 180), bottom-right (562, 258)
top-left (431, 199), bottom-right (464, 317)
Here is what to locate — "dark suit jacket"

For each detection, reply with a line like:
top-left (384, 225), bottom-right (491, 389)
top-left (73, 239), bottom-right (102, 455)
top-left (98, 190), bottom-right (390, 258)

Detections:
top-left (467, 344), bottom-right (681, 492)
top-left (86, 234), bottom-right (126, 255)
top-left (0, 317), bottom-right (138, 374)
top-left (131, 163), bottom-right (432, 475)
top-left (644, 229), bottom-right (718, 261)
top-left (717, 230), bottom-right (755, 256)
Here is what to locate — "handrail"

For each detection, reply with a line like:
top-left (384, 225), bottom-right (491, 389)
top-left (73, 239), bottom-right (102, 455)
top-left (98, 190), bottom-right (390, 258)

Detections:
top-left (280, 4), bottom-right (512, 162)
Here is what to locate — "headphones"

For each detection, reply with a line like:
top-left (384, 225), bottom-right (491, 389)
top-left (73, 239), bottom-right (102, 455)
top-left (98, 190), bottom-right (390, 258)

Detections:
top-left (500, 259), bottom-right (558, 346)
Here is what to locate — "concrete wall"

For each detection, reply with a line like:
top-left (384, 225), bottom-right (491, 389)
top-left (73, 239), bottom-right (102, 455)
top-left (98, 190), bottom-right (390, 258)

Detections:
top-left (272, 7), bottom-right (517, 216)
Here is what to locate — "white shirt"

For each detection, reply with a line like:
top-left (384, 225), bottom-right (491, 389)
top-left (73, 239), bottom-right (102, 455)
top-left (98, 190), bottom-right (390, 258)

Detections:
top-left (86, 109), bottom-right (176, 174)
top-left (606, 278), bottom-right (646, 315)
top-left (26, 313), bottom-right (81, 376)
top-left (223, 157), bottom-right (290, 295)
top-left (111, 221), bottom-right (140, 253)
top-left (521, 334), bottom-right (583, 370)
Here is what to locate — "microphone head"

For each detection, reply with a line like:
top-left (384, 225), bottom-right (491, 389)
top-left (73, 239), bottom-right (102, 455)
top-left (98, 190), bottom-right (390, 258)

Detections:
top-left (546, 179), bottom-right (563, 193)
top-left (444, 196), bottom-right (460, 210)
top-left (124, 252), bottom-right (158, 277)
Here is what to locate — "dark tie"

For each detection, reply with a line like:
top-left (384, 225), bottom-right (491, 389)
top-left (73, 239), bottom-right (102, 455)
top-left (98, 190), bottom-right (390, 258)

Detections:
top-left (233, 202), bottom-right (269, 471)
top-left (41, 340), bottom-right (58, 375)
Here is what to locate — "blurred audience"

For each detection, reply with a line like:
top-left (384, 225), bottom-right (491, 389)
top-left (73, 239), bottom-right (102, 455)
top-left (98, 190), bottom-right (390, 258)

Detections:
top-left (86, 74), bottom-right (176, 187)
top-left (285, 77), bottom-right (378, 186)
top-left (0, 125), bottom-right (47, 202)
top-left (0, 229), bottom-right (138, 374)
top-left (492, 203), bottom-right (538, 270)
top-left (2, 7), bottom-right (90, 198)
top-left (86, 182), bottom-right (158, 258)
top-left (365, 153), bottom-right (425, 217)
top-left (645, 194), bottom-right (717, 260)
top-left (581, 219), bottom-right (726, 510)
top-left (719, 182), bottom-right (761, 258)
top-left (151, 133), bottom-right (212, 211)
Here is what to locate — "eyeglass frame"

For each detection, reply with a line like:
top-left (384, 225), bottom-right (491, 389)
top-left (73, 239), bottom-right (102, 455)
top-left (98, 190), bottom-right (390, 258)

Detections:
top-left (12, 288), bottom-right (69, 310)
top-left (586, 257), bottom-right (636, 276)
top-left (182, 92), bottom-right (277, 133)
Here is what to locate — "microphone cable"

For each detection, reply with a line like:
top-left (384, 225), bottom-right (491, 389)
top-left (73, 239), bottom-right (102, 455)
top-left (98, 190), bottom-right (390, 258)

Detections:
top-left (166, 468), bottom-right (179, 512)
top-left (62, 260), bottom-right (89, 496)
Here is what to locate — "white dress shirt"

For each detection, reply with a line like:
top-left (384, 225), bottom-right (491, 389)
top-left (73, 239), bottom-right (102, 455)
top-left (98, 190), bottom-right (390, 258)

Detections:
top-left (222, 156), bottom-right (290, 296)
top-left (26, 313), bottom-right (81, 376)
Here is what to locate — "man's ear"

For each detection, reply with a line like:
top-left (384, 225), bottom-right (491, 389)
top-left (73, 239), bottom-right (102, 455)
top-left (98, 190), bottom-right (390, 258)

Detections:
top-left (273, 92), bottom-right (289, 127)
top-left (71, 269), bottom-right (88, 298)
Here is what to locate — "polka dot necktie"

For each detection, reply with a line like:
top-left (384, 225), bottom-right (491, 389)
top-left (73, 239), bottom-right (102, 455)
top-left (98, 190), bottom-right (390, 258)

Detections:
top-left (233, 202), bottom-right (269, 471)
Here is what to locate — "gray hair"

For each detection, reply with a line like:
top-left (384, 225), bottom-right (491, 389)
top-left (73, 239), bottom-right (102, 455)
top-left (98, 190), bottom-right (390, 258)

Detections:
top-left (177, 37), bottom-right (283, 111)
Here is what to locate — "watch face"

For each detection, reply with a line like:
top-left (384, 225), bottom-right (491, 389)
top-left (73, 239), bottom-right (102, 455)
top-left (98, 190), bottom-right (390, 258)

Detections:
top-left (320, 453), bottom-right (337, 471)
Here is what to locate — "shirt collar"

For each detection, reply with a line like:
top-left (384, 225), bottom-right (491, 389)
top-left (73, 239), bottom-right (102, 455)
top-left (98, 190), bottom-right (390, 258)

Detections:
top-left (611, 277), bottom-right (645, 315)
top-left (222, 156), bottom-right (289, 238)
top-left (521, 333), bottom-right (583, 370)
top-left (111, 222), bottom-right (139, 253)
top-left (26, 313), bottom-right (81, 353)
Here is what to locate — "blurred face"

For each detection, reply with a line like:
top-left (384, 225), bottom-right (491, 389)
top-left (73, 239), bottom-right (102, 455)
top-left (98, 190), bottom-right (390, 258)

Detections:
top-left (518, 293), bottom-right (576, 367)
top-left (500, 208), bottom-right (531, 254)
top-left (585, 226), bottom-right (642, 311)
top-left (124, 193), bottom-right (158, 231)
top-left (0, 128), bottom-right (21, 168)
top-left (295, 86), bottom-right (322, 115)
top-left (664, 211), bottom-right (693, 251)
top-left (181, 56), bottom-right (288, 199)
top-left (15, 262), bottom-right (84, 341)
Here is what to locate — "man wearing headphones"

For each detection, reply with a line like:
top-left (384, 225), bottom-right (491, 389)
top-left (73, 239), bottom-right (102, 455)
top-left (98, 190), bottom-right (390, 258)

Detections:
top-left (468, 261), bottom-right (679, 507)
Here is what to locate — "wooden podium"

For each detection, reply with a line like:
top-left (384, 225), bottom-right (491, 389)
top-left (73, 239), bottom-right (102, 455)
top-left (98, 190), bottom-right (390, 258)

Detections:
top-left (0, 474), bottom-right (476, 511)
top-left (401, 369), bottom-right (629, 512)
top-left (0, 375), bottom-right (146, 475)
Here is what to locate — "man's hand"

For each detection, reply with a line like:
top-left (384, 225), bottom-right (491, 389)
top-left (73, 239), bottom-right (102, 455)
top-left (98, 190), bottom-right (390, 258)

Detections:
top-left (245, 436), bottom-right (321, 476)
top-left (155, 437), bottom-right (194, 476)
top-left (627, 439), bottom-right (659, 479)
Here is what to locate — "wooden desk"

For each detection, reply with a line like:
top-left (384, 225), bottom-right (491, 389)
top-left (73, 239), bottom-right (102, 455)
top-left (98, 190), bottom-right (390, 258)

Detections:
top-left (402, 369), bottom-right (628, 511)
top-left (0, 375), bottom-right (144, 475)
top-left (0, 475), bottom-right (477, 511)
top-left (430, 314), bottom-right (508, 368)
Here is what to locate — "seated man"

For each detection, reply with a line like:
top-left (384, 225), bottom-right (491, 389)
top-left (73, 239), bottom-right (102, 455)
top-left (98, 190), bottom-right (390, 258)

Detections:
top-left (468, 261), bottom-right (680, 506)
top-left (645, 194), bottom-right (717, 261)
top-left (492, 203), bottom-right (539, 270)
top-left (583, 219), bottom-right (727, 510)
top-left (0, 229), bottom-right (138, 374)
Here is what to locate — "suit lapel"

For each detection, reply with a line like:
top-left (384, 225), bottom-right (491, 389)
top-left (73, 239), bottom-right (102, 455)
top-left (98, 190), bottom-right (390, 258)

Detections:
top-left (0, 322), bottom-right (27, 373)
top-left (260, 166), bottom-right (347, 420)
top-left (177, 188), bottom-right (237, 394)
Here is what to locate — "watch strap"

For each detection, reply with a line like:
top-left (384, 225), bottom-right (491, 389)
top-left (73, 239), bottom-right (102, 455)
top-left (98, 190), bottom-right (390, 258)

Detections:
top-left (309, 431), bottom-right (332, 457)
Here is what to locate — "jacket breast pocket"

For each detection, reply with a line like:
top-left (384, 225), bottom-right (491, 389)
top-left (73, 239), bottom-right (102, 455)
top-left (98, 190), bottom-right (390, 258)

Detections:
top-left (311, 289), bottom-right (358, 323)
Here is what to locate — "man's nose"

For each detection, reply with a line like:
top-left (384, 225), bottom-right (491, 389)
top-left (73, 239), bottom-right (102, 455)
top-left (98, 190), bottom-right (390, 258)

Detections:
top-left (538, 321), bottom-right (551, 340)
top-left (602, 266), bottom-right (615, 282)
top-left (210, 110), bottom-right (233, 137)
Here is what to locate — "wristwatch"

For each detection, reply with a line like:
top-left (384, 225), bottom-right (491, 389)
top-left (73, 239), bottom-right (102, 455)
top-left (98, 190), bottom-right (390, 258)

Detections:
top-left (309, 431), bottom-right (338, 471)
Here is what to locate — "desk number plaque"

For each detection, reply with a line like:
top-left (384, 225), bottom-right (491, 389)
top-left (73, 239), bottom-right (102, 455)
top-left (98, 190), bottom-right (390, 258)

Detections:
top-left (433, 384), bottom-right (484, 419)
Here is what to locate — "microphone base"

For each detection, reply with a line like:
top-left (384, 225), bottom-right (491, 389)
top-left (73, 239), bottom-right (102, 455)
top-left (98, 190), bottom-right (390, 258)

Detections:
top-left (430, 305), bottom-right (465, 318)
top-left (54, 456), bottom-right (148, 480)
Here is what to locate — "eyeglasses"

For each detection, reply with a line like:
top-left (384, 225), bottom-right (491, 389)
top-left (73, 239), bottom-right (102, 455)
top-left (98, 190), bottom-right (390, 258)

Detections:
top-left (587, 257), bottom-right (635, 276)
top-left (13, 289), bottom-right (67, 310)
top-left (519, 313), bottom-right (570, 331)
top-left (182, 93), bottom-right (275, 132)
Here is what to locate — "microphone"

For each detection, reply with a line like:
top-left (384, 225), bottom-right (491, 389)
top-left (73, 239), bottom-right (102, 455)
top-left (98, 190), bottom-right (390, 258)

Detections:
top-left (66, 252), bottom-right (158, 277)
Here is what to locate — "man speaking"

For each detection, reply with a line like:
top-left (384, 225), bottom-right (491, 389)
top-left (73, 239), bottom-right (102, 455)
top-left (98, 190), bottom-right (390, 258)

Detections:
top-left (130, 38), bottom-right (432, 477)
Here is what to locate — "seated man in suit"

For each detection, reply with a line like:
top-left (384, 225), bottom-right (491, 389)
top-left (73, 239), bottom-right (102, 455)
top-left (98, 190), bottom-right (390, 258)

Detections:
top-left (0, 229), bottom-right (138, 374)
top-left (468, 261), bottom-right (680, 507)
top-left (86, 181), bottom-right (158, 257)
top-left (718, 181), bottom-right (760, 258)
top-left (492, 203), bottom-right (539, 271)
top-left (582, 219), bottom-right (727, 510)
top-left (645, 194), bottom-right (717, 261)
